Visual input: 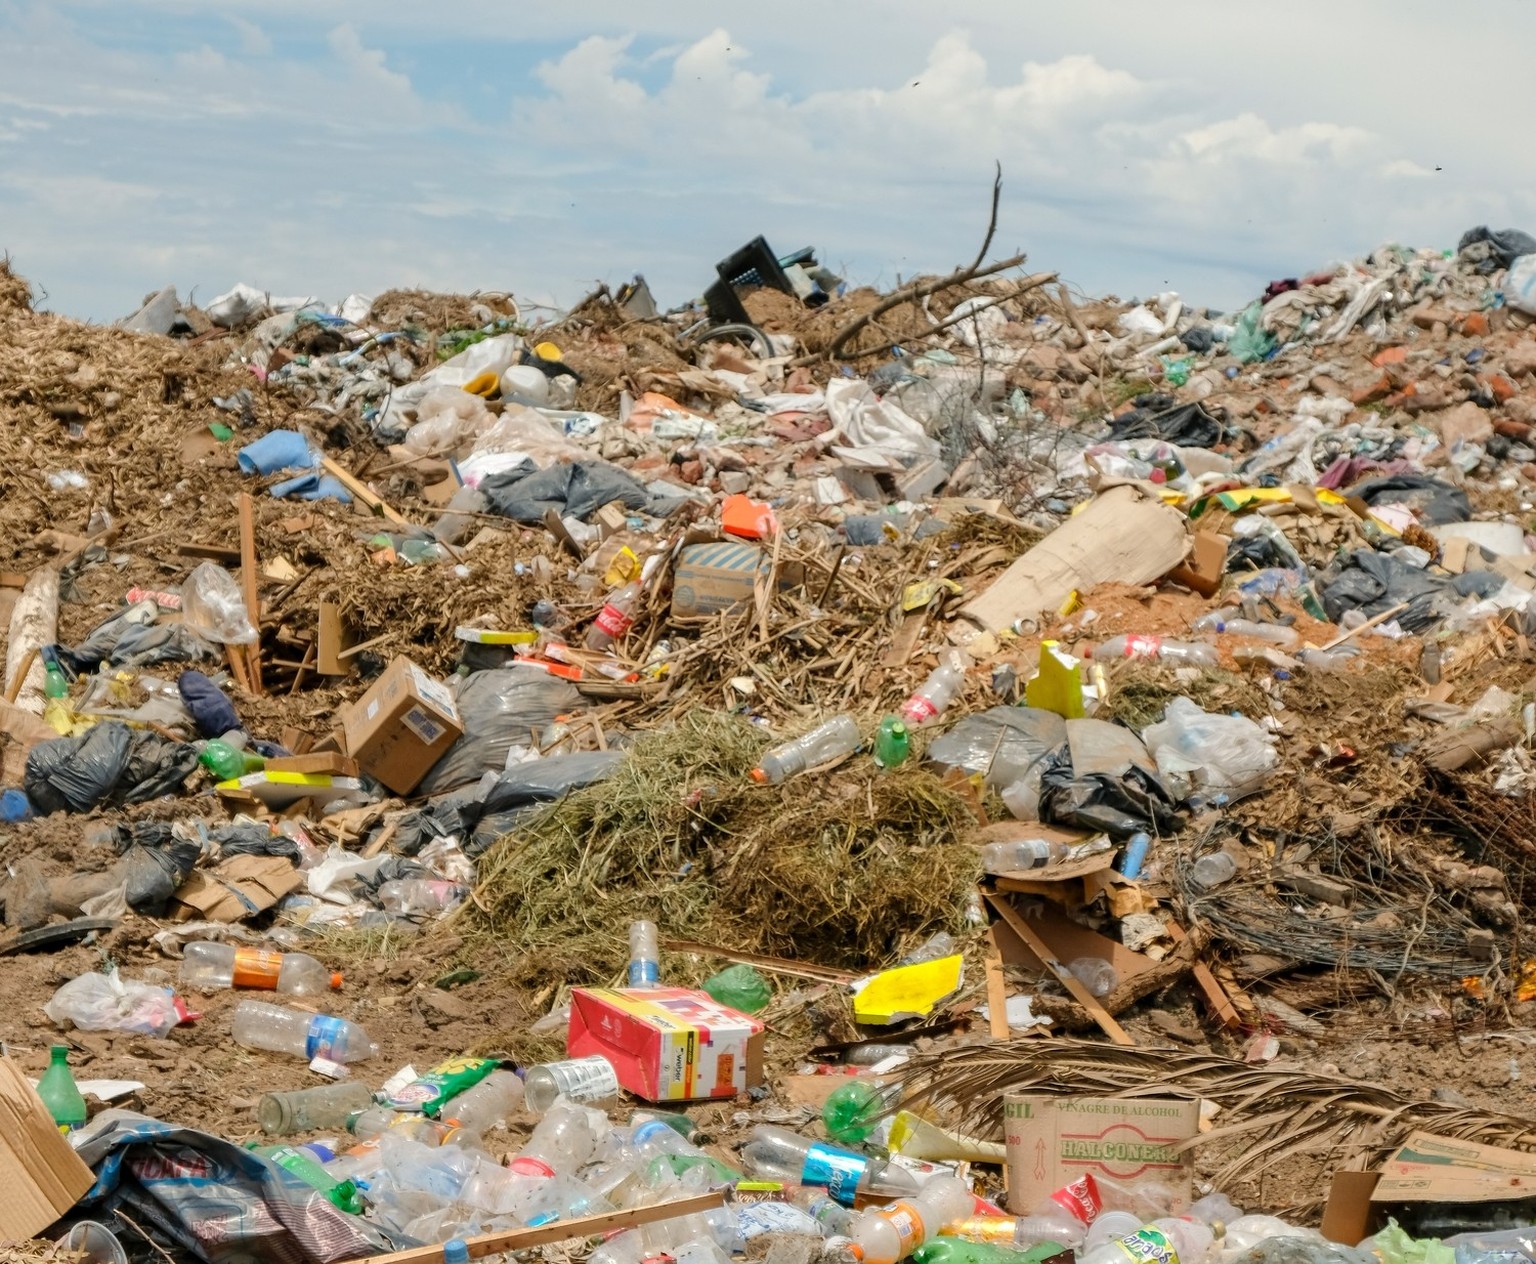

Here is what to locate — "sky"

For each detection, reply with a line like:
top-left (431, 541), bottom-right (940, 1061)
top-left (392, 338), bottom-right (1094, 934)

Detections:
top-left (3, 1), bottom-right (1535, 323)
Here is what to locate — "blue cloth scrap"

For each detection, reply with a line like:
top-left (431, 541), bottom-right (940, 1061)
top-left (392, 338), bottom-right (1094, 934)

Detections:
top-left (238, 429), bottom-right (318, 476)
top-left (270, 472), bottom-right (352, 503)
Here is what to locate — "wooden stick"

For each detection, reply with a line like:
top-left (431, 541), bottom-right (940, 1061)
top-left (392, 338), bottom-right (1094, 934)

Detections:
top-left (660, 939), bottom-right (858, 984)
top-left (986, 892), bottom-right (1136, 1047)
top-left (984, 924), bottom-right (1012, 1041)
top-left (1318, 601), bottom-right (1408, 651)
top-left (321, 457), bottom-right (410, 526)
top-left (353, 1192), bottom-right (726, 1264)
top-left (1164, 921), bottom-right (1243, 1031)
top-left (238, 493), bottom-right (264, 695)
top-left (5, 646), bottom-right (39, 704)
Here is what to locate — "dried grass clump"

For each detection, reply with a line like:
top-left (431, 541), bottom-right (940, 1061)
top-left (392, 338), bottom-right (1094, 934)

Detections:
top-left (1101, 662), bottom-right (1269, 731)
top-left (0, 258), bottom-right (33, 312)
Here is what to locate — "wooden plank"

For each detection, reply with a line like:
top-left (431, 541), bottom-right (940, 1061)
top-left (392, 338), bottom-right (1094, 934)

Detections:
top-left (986, 892), bottom-right (1136, 1047)
top-left (316, 601), bottom-right (357, 676)
top-left (1165, 921), bottom-right (1243, 1030)
top-left (321, 457), bottom-right (409, 526)
top-left (177, 542), bottom-right (242, 565)
top-left (1317, 601), bottom-right (1408, 651)
top-left (984, 924), bottom-right (1011, 1041)
top-left (238, 493), bottom-right (263, 695)
top-left (337, 632), bottom-right (393, 661)
top-left (355, 1192), bottom-right (726, 1264)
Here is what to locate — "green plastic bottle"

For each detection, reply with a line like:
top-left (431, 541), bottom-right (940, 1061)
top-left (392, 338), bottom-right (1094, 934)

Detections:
top-left (37, 1045), bottom-right (87, 1134)
top-left (702, 963), bottom-right (771, 1014)
top-left (251, 1144), bottom-right (364, 1214)
top-left (914, 1238), bottom-right (1068, 1264)
top-left (199, 740), bottom-right (264, 781)
top-left (822, 1079), bottom-right (883, 1144)
top-left (41, 648), bottom-right (68, 701)
top-left (874, 716), bottom-right (911, 769)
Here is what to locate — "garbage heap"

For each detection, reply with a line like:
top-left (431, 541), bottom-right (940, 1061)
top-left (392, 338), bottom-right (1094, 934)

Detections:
top-left (1, 224), bottom-right (1536, 1264)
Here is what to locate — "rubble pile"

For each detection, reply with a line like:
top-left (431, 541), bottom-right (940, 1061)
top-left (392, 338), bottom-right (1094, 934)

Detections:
top-left (2, 222), bottom-right (1536, 1264)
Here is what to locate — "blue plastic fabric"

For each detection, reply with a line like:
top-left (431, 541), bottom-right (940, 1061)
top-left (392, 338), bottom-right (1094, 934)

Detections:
top-left (238, 429), bottom-right (317, 476)
top-left (270, 472), bottom-right (352, 503)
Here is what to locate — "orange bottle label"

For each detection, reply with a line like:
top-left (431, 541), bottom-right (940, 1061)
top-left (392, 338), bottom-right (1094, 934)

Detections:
top-left (232, 948), bottom-right (283, 989)
top-left (885, 1204), bottom-right (926, 1260)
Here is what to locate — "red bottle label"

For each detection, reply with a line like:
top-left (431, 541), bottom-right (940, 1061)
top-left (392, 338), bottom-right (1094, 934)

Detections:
top-left (594, 602), bottom-right (634, 640)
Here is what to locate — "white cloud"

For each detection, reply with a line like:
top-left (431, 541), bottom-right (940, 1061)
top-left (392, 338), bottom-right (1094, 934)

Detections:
top-left (227, 14), bottom-right (272, 56)
top-left (327, 23), bottom-right (414, 97)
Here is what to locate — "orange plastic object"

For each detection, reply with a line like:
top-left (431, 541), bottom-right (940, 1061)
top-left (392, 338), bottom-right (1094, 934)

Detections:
top-left (721, 494), bottom-right (777, 540)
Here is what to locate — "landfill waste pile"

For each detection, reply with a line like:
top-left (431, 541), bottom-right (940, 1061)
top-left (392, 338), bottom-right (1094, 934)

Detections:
top-left (3, 214), bottom-right (1536, 1264)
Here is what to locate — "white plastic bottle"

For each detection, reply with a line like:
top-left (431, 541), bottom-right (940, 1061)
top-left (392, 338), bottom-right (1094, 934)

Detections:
top-left (525, 1056), bottom-right (620, 1114)
top-left (180, 943), bottom-right (342, 995)
top-left (979, 839), bottom-right (1069, 874)
top-left (1090, 636), bottom-right (1218, 668)
top-left (231, 1001), bottom-right (377, 1063)
top-left (586, 582), bottom-right (641, 651)
top-left (1078, 1218), bottom-right (1214, 1264)
top-left (628, 920), bottom-right (660, 988)
top-left (850, 1175), bottom-right (976, 1264)
top-left (899, 655), bottom-right (967, 727)
top-left (751, 715), bottom-right (861, 785)
top-left (1208, 619), bottom-right (1299, 648)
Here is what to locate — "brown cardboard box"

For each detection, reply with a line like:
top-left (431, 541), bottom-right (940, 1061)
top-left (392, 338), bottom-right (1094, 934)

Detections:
top-left (1003, 1094), bottom-right (1200, 1213)
top-left (671, 540), bottom-right (769, 618)
top-left (264, 752), bottom-right (359, 778)
top-left (340, 657), bottom-right (462, 794)
top-left (173, 854), bottom-right (305, 923)
top-left (0, 1055), bottom-right (95, 1239)
top-left (1166, 530), bottom-right (1229, 597)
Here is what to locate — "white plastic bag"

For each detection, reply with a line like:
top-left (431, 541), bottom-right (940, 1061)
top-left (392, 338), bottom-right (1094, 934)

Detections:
top-left (44, 968), bottom-right (184, 1037)
top-left (1505, 255), bottom-right (1536, 316)
top-left (180, 562), bottom-right (257, 645)
top-left (1142, 697), bottom-right (1278, 804)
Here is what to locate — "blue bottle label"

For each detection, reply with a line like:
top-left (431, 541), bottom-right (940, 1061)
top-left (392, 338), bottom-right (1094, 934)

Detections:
top-left (628, 961), bottom-right (660, 987)
top-left (801, 1143), bottom-right (867, 1206)
top-left (306, 1016), bottom-right (346, 1060)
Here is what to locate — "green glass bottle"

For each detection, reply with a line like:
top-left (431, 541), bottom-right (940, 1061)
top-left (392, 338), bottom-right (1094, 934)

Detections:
top-left (37, 1045), bottom-right (87, 1133)
top-left (874, 716), bottom-right (910, 769)
top-left (250, 1144), bottom-right (364, 1215)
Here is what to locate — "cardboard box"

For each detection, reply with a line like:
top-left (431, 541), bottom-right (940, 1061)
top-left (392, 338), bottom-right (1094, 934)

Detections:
top-left (173, 854), bottom-right (305, 923)
top-left (671, 541), bottom-right (768, 619)
top-left (0, 1055), bottom-right (95, 1239)
top-left (567, 987), bottom-right (765, 1102)
top-left (264, 752), bottom-right (359, 778)
top-left (340, 657), bottom-right (462, 794)
top-left (1003, 1094), bottom-right (1200, 1213)
top-left (1166, 529), bottom-right (1229, 598)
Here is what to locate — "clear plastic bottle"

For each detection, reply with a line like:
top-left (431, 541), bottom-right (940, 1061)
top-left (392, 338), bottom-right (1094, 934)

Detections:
top-left (1189, 853), bottom-right (1237, 890)
top-left (628, 920), bottom-right (661, 988)
top-left (844, 1043), bottom-right (912, 1067)
top-left (851, 1175), bottom-right (976, 1264)
top-left (181, 943), bottom-right (342, 995)
top-left (741, 1124), bottom-right (919, 1206)
top-left (376, 879), bottom-right (468, 917)
top-left (586, 581), bottom-right (642, 651)
top-left (525, 1055), bottom-right (621, 1114)
top-left (979, 839), bottom-right (1068, 875)
top-left (258, 1081), bottom-right (375, 1135)
top-left (1013, 1174), bottom-right (1102, 1248)
top-left (1065, 957), bottom-right (1118, 998)
top-left (251, 1144), bottom-right (365, 1215)
top-left (1089, 636), bottom-right (1219, 668)
top-left (509, 1100), bottom-right (605, 1176)
top-left (1083, 1211), bottom-right (1144, 1253)
top-left (231, 1000), bottom-right (377, 1063)
top-left (900, 655), bottom-right (967, 727)
top-left (1190, 609), bottom-right (1239, 633)
top-left (438, 1069), bottom-right (526, 1143)
top-left (1078, 1218), bottom-right (1213, 1264)
top-left (1208, 619), bottom-right (1299, 648)
top-left (751, 715), bottom-right (861, 785)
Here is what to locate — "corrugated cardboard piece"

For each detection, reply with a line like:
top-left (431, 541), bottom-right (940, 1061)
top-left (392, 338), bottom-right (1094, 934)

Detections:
top-left (340, 656), bottom-right (463, 794)
top-left (1004, 1093), bottom-right (1199, 1213)
top-left (0, 1055), bottom-right (95, 1239)
top-left (961, 486), bottom-right (1189, 634)
top-left (173, 854), bottom-right (304, 922)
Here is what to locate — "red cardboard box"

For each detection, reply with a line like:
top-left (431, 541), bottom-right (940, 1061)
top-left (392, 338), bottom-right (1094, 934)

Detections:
top-left (567, 987), bottom-right (765, 1102)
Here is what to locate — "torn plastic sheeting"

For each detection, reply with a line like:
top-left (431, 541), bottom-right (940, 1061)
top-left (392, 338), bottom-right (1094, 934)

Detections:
top-left (1320, 549), bottom-right (1503, 632)
top-left (1142, 697), bottom-right (1278, 804)
top-left (823, 377), bottom-right (942, 466)
top-left (307, 847), bottom-right (390, 904)
top-left (237, 429), bottom-right (317, 476)
top-left (481, 750), bottom-right (623, 815)
top-left (71, 1110), bottom-right (398, 1264)
top-left (1106, 395), bottom-right (1230, 449)
top-left (269, 472), bottom-right (353, 503)
top-left (417, 666), bottom-right (584, 796)
top-left (478, 459), bottom-right (657, 524)
top-left (1347, 474), bottom-right (1472, 526)
top-left (925, 706), bottom-right (1067, 791)
top-left (44, 971), bottom-right (186, 1038)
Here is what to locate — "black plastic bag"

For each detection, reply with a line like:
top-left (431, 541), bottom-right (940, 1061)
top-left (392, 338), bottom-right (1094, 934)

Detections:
top-left (1320, 549), bottom-right (1503, 632)
top-left (1038, 749), bottom-right (1180, 837)
top-left (479, 459), bottom-right (655, 523)
top-left (118, 839), bottom-right (201, 914)
top-left (1107, 394), bottom-right (1230, 449)
top-left (1457, 225), bottom-right (1536, 273)
top-left (481, 751), bottom-right (622, 815)
top-left (212, 822), bottom-right (302, 862)
top-left (118, 730), bottom-right (200, 804)
top-left (1346, 473), bottom-right (1471, 526)
top-left (25, 723), bottom-right (133, 814)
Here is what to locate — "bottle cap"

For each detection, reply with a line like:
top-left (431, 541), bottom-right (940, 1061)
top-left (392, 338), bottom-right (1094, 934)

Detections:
top-left (749, 768), bottom-right (768, 784)
top-left (330, 972), bottom-right (345, 990)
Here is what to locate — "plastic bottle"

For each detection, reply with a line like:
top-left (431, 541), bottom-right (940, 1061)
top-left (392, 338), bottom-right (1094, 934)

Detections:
top-left (844, 1043), bottom-right (912, 1067)
top-left (199, 739), bottom-right (265, 781)
top-left (586, 581), bottom-right (641, 651)
top-left (1088, 636), bottom-right (1219, 668)
top-left (231, 1001), bottom-right (377, 1063)
top-left (510, 1100), bottom-right (605, 1175)
top-left (1206, 619), bottom-right (1299, 648)
top-left (900, 656), bottom-right (967, 727)
top-left (1295, 648), bottom-right (1352, 673)
top-left (258, 1081), bottom-right (375, 1135)
top-left (1120, 832), bottom-right (1151, 881)
top-left (251, 1144), bottom-right (365, 1215)
top-left (181, 943), bottom-right (342, 995)
top-left (628, 919), bottom-right (661, 988)
top-left (851, 1175), bottom-right (976, 1264)
top-left (1066, 958), bottom-right (1118, 999)
top-left (702, 963), bottom-right (771, 1014)
top-left (1189, 853), bottom-right (1237, 890)
top-left (37, 1045), bottom-right (87, 1134)
top-left (751, 715), bottom-right (861, 785)
top-left (1190, 610), bottom-right (1239, 633)
top-left (376, 879), bottom-right (468, 917)
top-left (1083, 1212), bottom-right (1144, 1253)
top-left (979, 840), bottom-right (1069, 875)
top-left (823, 1080), bottom-right (884, 1144)
top-left (386, 1056), bottom-right (503, 1116)
top-left (1010, 1173), bottom-right (1102, 1248)
top-left (1077, 1219), bottom-right (1213, 1264)
top-left (524, 1055), bottom-right (621, 1114)
top-left (41, 647), bottom-right (69, 701)
top-left (438, 1069), bottom-right (525, 1143)
top-left (741, 1125), bottom-right (919, 1206)
top-left (875, 716), bottom-right (912, 769)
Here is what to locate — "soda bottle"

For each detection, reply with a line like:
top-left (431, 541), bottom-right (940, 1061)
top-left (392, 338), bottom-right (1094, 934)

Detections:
top-left (741, 1124), bottom-right (918, 1206)
top-left (231, 1001), bottom-right (377, 1063)
top-left (41, 647), bottom-right (69, 701)
top-left (1202, 618), bottom-right (1298, 648)
top-left (1119, 832), bottom-right (1151, 880)
top-left (250, 1144), bottom-right (365, 1215)
top-left (850, 1175), bottom-right (976, 1264)
top-left (874, 717), bottom-right (911, 769)
top-left (376, 879), bottom-right (468, 916)
top-left (751, 715), bottom-right (861, 785)
top-left (524, 1055), bottom-right (621, 1114)
top-left (37, 1045), bottom-right (87, 1133)
top-left (900, 655), bottom-right (967, 727)
top-left (823, 1080), bottom-right (883, 1144)
top-left (1077, 1219), bottom-right (1213, 1264)
top-left (586, 581), bottom-right (641, 651)
top-left (258, 1081), bottom-right (374, 1135)
top-left (199, 740), bottom-right (265, 781)
top-left (1088, 636), bottom-right (1218, 668)
top-left (626, 919), bottom-right (662, 988)
top-left (1010, 1173), bottom-right (1102, 1248)
top-left (180, 943), bottom-right (342, 995)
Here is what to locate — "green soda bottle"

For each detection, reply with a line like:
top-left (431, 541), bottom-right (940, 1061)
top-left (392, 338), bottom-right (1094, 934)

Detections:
top-left (914, 1239), bottom-right (1069, 1264)
top-left (251, 1144), bottom-right (365, 1215)
top-left (874, 716), bottom-right (910, 769)
top-left (37, 1045), bottom-right (87, 1133)
top-left (822, 1079), bottom-right (883, 1144)
top-left (200, 740), bottom-right (264, 781)
top-left (41, 648), bottom-right (68, 700)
